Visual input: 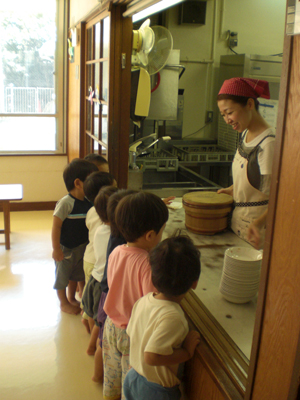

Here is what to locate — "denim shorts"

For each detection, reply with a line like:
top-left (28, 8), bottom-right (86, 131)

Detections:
top-left (123, 368), bottom-right (181, 400)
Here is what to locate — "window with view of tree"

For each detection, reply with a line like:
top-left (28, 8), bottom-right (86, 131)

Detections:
top-left (0, 0), bottom-right (65, 153)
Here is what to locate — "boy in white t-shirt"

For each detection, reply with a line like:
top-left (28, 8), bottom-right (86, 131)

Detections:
top-left (81, 171), bottom-right (116, 333)
top-left (124, 235), bottom-right (201, 400)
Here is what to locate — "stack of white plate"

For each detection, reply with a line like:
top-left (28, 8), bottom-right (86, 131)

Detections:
top-left (219, 247), bottom-right (263, 304)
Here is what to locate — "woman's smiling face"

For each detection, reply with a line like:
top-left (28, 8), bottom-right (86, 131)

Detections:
top-left (218, 99), bottom-right (252, 133)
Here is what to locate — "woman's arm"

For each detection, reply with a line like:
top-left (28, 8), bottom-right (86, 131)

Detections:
top-left (217, 185), bottom-right (233, 197)
top-left (247, 209), bottom-right (268, 249)
top-left (163, 196), bottom-right (176, 205)
top-left (144, 330), bottom-right (200, 366)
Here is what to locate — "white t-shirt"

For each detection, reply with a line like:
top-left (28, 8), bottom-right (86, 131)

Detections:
top-left (243, 127), bottom-right (275, 175)
top-left (92, 224), bottom-right (110, 282)
top-left (83, 207), bottom-right (102, 264)
top-left (127, 292), bottom-right (189, 388)
top-left (92, 223), bottom-right (111, 282)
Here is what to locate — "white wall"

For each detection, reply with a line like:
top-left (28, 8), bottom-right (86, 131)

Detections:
top-left (69, 0), bottom-right (100, 26)
top-left (165, 0), bottom-right (286, 140)
top-left (165, 1), bottom-right (215, 140)
top-left (0, 156), bottom-right (67, 203)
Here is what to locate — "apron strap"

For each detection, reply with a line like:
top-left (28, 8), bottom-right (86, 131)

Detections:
top-left (238, 132), bottom-right (275, 160)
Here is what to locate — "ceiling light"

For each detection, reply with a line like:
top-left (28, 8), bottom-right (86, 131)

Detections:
top-left (123, 0), bottom-right (185, 22)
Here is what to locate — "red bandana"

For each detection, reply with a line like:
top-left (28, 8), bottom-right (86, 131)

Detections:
top-left (218, 77), bottom-right (270, 99)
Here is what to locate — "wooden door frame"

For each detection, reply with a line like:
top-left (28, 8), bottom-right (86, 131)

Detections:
top-left (108, 4), bottom-right (132, 188)
top-left (78, 4), bottom-right (132, 189)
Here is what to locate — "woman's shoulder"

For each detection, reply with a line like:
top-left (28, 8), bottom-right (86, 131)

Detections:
top-left (261, 127), bottom-right (275, 138)
top-left (244, 127), bottom-right (275, 148)
top-left (258, 128), bottom-right (276, 148)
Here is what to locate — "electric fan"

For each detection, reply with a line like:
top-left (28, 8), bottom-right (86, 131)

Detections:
top-left (131, 19), bottom-right (173, 122)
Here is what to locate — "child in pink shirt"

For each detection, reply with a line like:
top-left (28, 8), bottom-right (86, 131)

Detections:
top-left (102, 191), bottom-right (169, 400)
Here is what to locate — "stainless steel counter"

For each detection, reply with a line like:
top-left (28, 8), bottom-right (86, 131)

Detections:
top-left (164, 199), bottom-right (257, 359)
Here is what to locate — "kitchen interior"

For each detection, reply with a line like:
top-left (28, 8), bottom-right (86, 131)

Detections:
top-left (125, 0), bottom-right (285, 362)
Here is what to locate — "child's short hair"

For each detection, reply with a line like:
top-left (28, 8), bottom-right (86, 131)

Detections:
top-left (150, 234), bottom-right (201, 297)
top-left (63, 158), bottom-right (98, 192)
top-left (84, 154), bottom-right (108, 168)
top-left (115, 191), bottom-right (169, 243)
top-left (83, 171), bottom-right (116, 203)
top-left (107, 189), bottom-right (138, 237)
top-left (94, 186), bottom-right (119, 223)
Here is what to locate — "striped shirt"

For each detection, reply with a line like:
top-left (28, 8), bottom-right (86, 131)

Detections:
top-left (53, 194), bottom-right (92, 248)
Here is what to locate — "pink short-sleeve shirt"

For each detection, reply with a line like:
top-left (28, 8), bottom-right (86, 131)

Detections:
top-left (103, 245), bottom-right (156, 329)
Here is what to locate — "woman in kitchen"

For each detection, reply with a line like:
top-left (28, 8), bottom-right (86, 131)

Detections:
top-left (217, 77), bottom-right (275, 249)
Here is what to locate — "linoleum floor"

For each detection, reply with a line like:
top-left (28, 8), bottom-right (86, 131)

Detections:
top-left (0, 211), bottom-right (104, 400)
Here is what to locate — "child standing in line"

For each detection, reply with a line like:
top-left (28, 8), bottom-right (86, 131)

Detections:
top-left (124, 235), bottom-right (201, 400)
top-left (81, 172), bottom-right (116, 332)
top-left (52, 158), bottom-right (98, 315)
top-left (82, 185), bottom-right (119, 355)
top-left (84, 154), bottom-right (109, 173)
top-left (102, 191), bottom-right (169, 400)
top-left (92, 189), bottom-right (137, 383)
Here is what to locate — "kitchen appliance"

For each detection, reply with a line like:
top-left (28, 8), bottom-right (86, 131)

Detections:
top-left (218, 54), bottom-right (282, 152)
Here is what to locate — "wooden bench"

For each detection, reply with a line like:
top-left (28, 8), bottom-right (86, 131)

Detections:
top-left (0, 184), bottom-right (23, 250)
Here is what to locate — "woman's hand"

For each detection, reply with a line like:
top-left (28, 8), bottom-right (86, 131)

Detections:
top-left (247, 222), bottom-right (261, 249)
top-left (217, 185), bottom-right (233, 197)
top-left (163, 196), bottom-right (176, 205)
top-left (247, 209), bottom-right (268, 249)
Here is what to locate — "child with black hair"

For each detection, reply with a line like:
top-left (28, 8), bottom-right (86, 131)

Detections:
top-left (124, 234), bottom-right (201, 400)
top-left (84, 153), bottom-right (109, 172)
top-left (81, 172), bottom-right (116, 332)
top-left (52, 158), bottom-right (98, 315)
top-left (82, 185), bottom-right (118, 355)
top-left (102, 191), bottom-right (169, 400)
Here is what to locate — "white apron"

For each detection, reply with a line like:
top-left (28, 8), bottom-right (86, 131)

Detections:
top-left (231, 133), bottom-right (272, 247)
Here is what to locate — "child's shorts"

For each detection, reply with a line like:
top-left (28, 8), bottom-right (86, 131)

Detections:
top-left (97, 291), bottom-right (108, 347)
top-left (53, 242), bottom-right (87, 290)
top-left (123, 368), bottom-right (181, 400)
top-left (81, 275), bottom-right (102, 323)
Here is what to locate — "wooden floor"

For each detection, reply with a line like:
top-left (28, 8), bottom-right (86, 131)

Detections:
top-left (0, 211), bottom-right (104, 400)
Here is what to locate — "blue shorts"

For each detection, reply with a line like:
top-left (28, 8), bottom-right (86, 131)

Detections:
top-left (53, 242), bottom-right (87, 290)
top-left (123, 368), bottom-right (181, 400)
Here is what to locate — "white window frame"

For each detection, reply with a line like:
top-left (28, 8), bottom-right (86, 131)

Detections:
top-left (0, 0), bottom-right (67, 155)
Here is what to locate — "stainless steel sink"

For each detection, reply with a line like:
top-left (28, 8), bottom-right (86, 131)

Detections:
top-left (128, 165), bottom-right (220, 197)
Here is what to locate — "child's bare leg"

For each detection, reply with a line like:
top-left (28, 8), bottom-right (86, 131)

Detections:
top-left (88, 316), bottom-right (95, 333)
top-left (81, 313), bottom-right (91, 334)
top-left (67, 280), bottom-right (80, 306)
top-left (87, 325), bottom-right (100, 356)
top-left (57, 289), bottom-right (81, 315)
top-left (92, 339), bottom-right (103, 382)
top-left (77, 280), bottom-right (85, 299)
